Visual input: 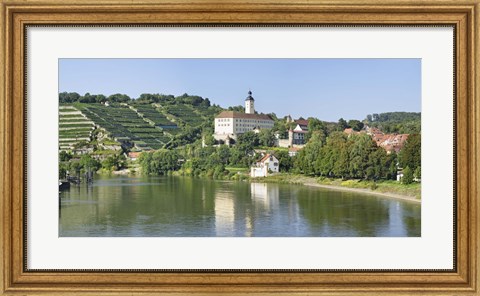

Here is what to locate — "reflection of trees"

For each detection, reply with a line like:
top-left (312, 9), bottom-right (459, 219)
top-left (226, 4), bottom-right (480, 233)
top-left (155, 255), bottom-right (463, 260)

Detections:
top-left (296, 189), bottom-right (391, 236)
top-left (401, 205), bottom-right (421, 237)
top-left (60, 176), bottom-right (220, 236)
top-left (60, 176), bottom-right (421, 237)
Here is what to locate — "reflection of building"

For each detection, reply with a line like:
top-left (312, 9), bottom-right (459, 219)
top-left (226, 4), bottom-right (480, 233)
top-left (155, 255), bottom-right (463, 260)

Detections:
top-left (214, 190), bottom-right (235, 236)
top-left (250, 154), bottom-right (279, 177)
top-left (250, 183), bottom-right (279, 210)
top-left (213, 91), bottom-right (274, 142)
top-left (214, 188), bottom-right (256, 236)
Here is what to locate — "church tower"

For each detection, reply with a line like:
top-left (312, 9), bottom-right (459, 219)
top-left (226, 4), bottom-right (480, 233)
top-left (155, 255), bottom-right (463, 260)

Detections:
top-left (245, 90), bottom-right (255, 114)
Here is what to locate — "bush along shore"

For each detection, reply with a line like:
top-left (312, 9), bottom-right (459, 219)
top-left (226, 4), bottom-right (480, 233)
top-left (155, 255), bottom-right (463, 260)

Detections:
top-left (252, 173), bottom-right (421, 203)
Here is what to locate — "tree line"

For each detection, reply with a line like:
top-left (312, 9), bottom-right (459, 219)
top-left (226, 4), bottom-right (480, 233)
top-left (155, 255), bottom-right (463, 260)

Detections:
top-left (59, 91), bottom-right (213, 107)
top-left (59, 151), bottom-right (127, 179)
top-left (365, 112), bottom-right (421, 134)
top-left (137, 128), bottom-right (420, 184)
top-left (295, 131), bottom-right (421, 183)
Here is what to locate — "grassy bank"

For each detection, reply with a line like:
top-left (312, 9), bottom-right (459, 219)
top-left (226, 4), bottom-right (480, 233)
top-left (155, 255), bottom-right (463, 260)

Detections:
top-left (255, 173), bottom-right (421, 200)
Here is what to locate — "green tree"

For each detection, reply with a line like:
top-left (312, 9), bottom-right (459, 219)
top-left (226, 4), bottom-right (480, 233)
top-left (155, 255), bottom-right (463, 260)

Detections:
top-left (337, 118), bottom-right (348, 130)
top-left (347, 134), bottom-right (376, 179)
top-left (69, 161), bottom-right (82, 177)
top-left (59, 163), bottom-right (68, 179)
top-left (217, 145), bottom-right (231, 165)
top-left (142, 149), bottom-right (180, 175)
top-left (402, 166), bottom-right (414, 184)
top-left (306, 118), bottom-right (326, 141)
top-left (79, 154), bottom-right (100, 173)
top-left (236, 131), bottom-right (259, 152)
top-left (347, 119), bottom-right (364, 131)
top-left (274, 150), bottom-right (293, 172)
top-left (203, 134), bottom-right (215, 146)
top-left (414, 166), bottom-right (421, 180)
top-left (59, 151), bottom-right (72, 162)
top-left (295, 130), bottom-right (326, 175)
top-left (399, 134), bottom-right (421, 171)
top-left (102, 154), bottom-right (126, 171)
top-left (59, 92), bottom-right (80, 103)
top-left (258, 129), bottom-right (275, 147)
top-left (107, 93), bottom-right (131, 103)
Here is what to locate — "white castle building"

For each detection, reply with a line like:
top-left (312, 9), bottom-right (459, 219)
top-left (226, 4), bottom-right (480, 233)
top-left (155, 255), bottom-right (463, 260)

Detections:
top-left (213, 91), bottom-right (274, 142)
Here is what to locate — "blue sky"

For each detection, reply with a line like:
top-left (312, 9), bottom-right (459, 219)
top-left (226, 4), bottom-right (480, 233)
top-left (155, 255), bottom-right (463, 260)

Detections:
top-left (59, 58), bottom-right (421, 122)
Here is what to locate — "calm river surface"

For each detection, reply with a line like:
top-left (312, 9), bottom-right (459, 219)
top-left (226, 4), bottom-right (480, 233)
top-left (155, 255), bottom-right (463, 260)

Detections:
top-left (59, 175), bottom-right (421, 237)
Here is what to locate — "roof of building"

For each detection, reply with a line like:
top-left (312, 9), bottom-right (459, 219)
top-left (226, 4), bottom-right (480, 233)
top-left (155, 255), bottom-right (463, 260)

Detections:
top-left (245, 90), bottom-right (255, 101)
top-left (128, 152), bottom-right (141, 158)
top-left (290, 129), bottom-right (308, 134)
top-left (215, 111), bottom-right (273, 120)
top-left (258, 153), bottom-right (277, 163)
top-left (295, 119), bottom-right (309, 126)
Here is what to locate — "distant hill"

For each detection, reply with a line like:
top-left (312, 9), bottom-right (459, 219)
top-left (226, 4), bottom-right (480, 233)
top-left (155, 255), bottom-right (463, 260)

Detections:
top-left (365, 112), bottom-right (421, 134)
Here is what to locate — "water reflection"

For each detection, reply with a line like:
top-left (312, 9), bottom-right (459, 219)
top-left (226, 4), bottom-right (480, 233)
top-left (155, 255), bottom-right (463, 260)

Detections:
top-left (59, 176), bottom-right (421, 237)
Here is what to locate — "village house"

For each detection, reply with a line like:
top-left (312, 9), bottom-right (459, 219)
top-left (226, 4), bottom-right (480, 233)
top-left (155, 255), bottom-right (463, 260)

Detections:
top-left (127, 151), bottom-right (142, 161)
top-left (250, 153), bottom-right (279, 177)
top-left (344, 126), bottom-right (409, 154)
top-left (213, 91), bottom-right (274, 142)
top-left (277, 117), bottom-right (308, 148)
top-left (289, 121), bottom-right (308, 145)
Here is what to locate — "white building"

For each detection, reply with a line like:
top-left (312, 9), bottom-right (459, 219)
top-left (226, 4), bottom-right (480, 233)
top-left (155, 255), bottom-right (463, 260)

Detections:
top-left (213, 91), bottom-right (274, 141)
top-left (277, 118), bottom-right (309, 148)
top-left (250, 154), bottom-right (279, 177)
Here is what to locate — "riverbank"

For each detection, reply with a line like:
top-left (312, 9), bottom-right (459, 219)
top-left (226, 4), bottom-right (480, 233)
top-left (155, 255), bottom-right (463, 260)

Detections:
top-left (102, 166), bottom-right (420, 203)
top-left (254, 174), bottom-right (421, 203)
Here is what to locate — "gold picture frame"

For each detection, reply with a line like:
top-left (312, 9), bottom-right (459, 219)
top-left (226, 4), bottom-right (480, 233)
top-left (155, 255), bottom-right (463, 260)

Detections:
top-left (1, 0), bottom-right (478, 294)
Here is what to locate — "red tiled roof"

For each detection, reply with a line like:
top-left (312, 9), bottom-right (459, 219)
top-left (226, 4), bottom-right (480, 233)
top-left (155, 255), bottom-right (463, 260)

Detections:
top-left (258, 153), bottom-right (276, 163)
top-left (295, 119), bottom-right (309, 126)
top-left (215, 111), bottom-right (273, 120)
top-left (128, 152), bottom-right (141, 158)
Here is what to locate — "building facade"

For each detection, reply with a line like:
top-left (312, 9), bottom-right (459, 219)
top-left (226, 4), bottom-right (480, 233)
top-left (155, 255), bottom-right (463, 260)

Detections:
top-left (214, 91), bottom-right (274, 141)
top-left (277, 118), bottom-right (309, 148)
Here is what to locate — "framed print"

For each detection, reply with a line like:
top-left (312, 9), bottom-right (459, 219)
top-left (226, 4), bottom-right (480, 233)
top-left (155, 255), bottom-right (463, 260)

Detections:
top-left (1, 0), bottom-right (479, 294)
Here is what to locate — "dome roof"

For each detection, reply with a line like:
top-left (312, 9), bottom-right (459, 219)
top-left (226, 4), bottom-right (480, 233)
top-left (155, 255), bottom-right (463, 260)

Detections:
top-left (245, 90), bottom-right (255, 101)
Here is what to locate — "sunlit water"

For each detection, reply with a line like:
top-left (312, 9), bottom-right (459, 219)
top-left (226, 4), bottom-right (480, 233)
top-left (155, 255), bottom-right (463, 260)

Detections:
top-left (59, 175), bottom-right (421, 237)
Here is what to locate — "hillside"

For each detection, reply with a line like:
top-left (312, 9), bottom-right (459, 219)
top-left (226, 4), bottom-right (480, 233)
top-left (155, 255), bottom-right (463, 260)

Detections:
top-left (58, 93), bottom-right (222, 151)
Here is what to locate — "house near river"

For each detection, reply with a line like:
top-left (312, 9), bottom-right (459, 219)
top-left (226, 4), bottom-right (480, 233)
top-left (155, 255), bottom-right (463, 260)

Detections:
top-left (250, 153), bottom-right (279, 178)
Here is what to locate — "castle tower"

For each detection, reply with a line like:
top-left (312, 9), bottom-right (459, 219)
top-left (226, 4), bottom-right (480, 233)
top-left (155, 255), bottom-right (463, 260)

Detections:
top-left (245, 90), bottom-right (255, 114)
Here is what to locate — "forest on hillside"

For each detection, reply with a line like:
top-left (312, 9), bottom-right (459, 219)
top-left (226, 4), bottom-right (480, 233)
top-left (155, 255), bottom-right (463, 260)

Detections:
top-left (365, 112), bottom-right (421, 134)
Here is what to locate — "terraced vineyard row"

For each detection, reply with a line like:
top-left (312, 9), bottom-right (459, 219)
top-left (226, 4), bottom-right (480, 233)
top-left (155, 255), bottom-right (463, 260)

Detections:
top-left (164, 105), bottom-right (206, 127)
top-left (59, 105), bottom-right (95, 150)
top-left (60, 100), bottom-right (224, 152)
top-left (75, 103), bottom-right (172, 150)
top-left (131, 103), bottom-right (178, 128)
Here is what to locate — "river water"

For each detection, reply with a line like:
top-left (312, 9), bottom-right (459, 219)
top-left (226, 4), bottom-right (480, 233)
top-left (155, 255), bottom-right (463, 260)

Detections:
top-left (59, 175), bottom-right (421, 237)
